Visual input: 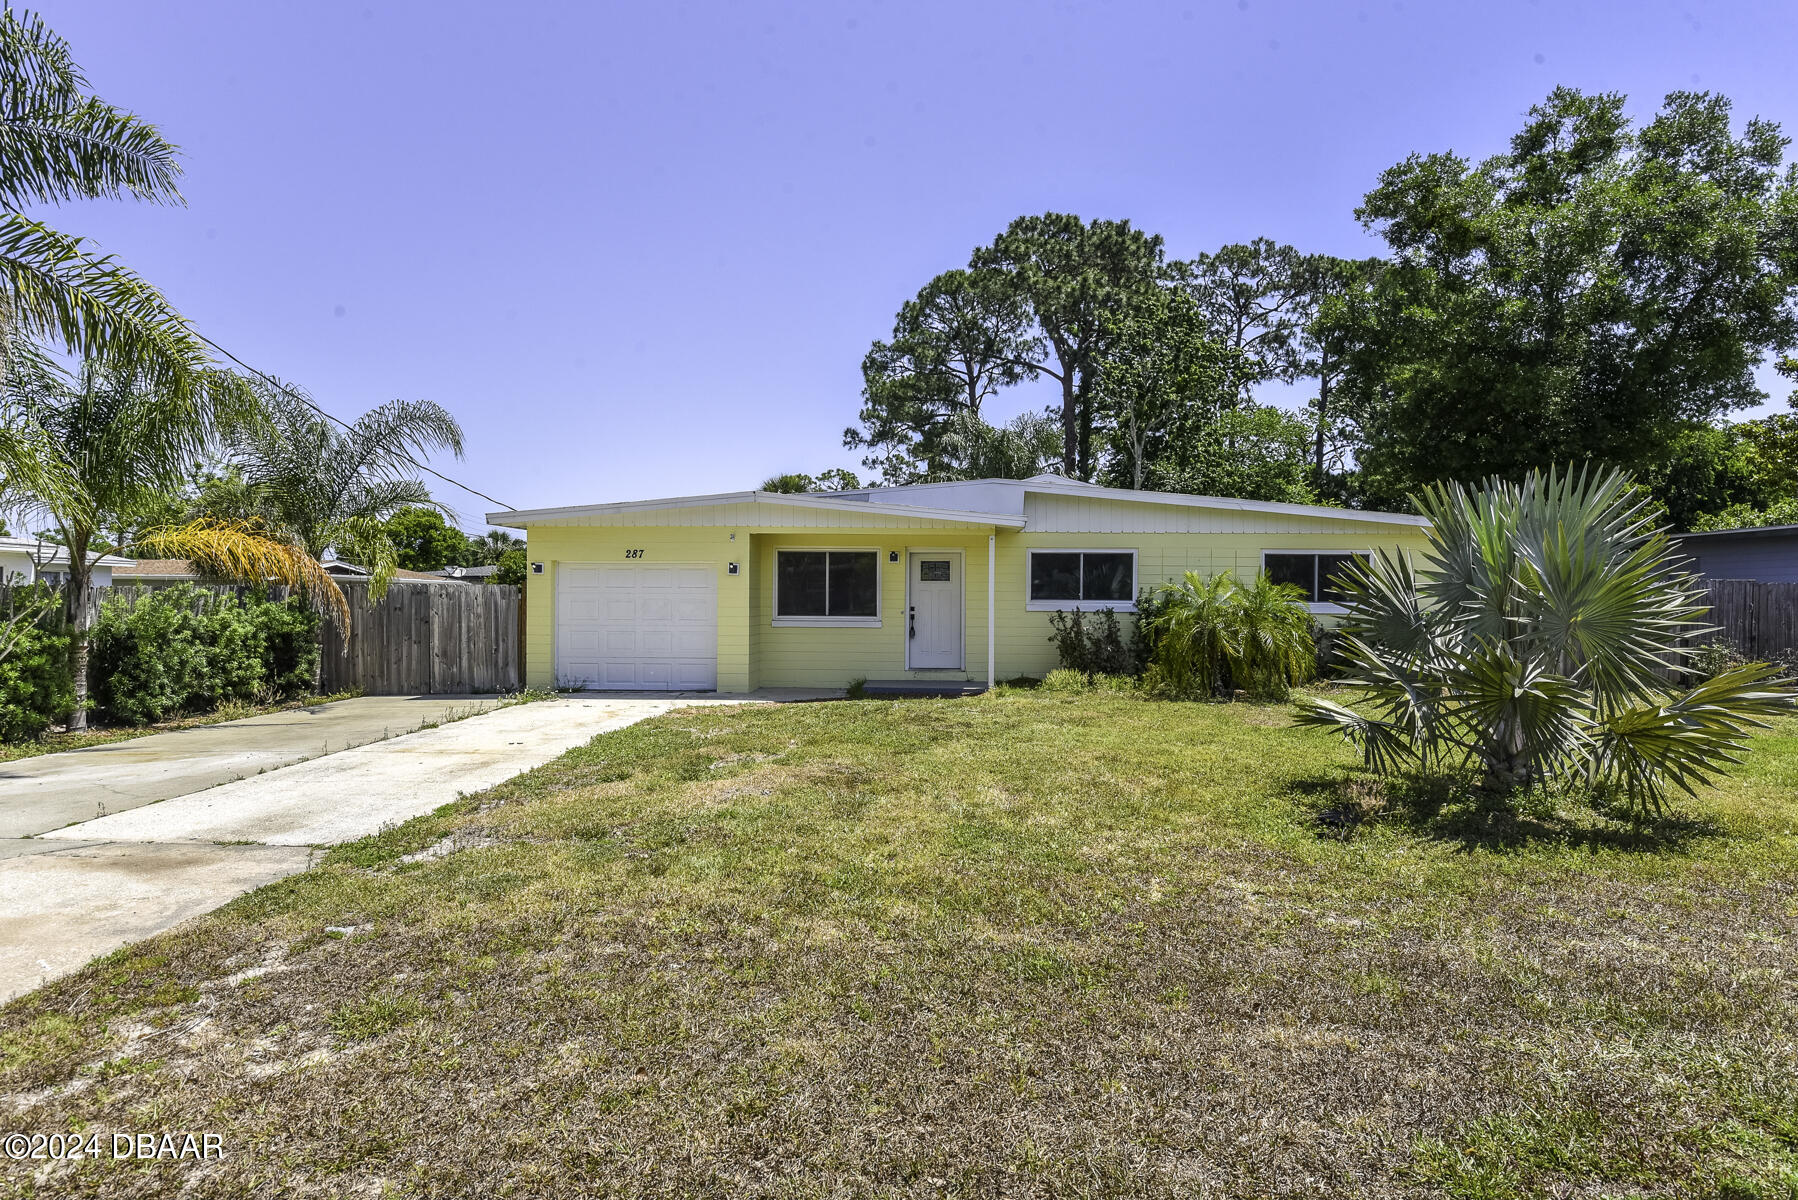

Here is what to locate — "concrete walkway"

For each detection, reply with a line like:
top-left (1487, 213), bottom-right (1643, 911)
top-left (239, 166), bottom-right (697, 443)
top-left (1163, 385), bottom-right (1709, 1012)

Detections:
top-left (0, 694), bottom-right (781, 1001)
top-left (0, 694), bottom-right (504, 839)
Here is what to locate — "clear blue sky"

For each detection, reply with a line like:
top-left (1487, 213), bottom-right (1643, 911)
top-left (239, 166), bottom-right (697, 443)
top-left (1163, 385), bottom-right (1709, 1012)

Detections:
top-left (34, 0), bottom-right (1798, 528)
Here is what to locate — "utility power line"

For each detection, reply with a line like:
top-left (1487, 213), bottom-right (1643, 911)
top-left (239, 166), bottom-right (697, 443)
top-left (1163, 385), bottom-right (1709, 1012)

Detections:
top-left (194, 333), bottom-right (517, 514)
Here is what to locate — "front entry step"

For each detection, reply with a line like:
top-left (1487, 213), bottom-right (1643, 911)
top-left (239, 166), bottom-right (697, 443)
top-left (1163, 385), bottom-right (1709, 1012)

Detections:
top-left (860, 680), bottom-right (988, 697)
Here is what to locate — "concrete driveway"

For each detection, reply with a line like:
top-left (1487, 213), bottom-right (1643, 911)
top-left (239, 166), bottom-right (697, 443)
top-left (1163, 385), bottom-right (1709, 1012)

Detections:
top-left (0, 694), bottom-right (503, 839)
top-left (0, 695), bottom-right (767, 1001)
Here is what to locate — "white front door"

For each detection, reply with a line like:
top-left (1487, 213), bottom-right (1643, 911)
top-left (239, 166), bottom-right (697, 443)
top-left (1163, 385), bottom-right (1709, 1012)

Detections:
top-left (555, 563), bottom-right (718, 691)
top-left (906, 552), bottom-right (963, 669)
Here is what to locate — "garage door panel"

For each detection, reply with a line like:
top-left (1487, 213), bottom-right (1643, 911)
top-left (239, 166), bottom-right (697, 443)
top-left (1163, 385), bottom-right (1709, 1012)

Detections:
top-left (556, 563), bottom-right (717, 692)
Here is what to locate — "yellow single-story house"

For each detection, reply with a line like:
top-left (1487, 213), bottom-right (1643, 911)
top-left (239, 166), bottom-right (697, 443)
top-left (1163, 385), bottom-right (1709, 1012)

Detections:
top-left (486, 475), bottom-right (1431, 693)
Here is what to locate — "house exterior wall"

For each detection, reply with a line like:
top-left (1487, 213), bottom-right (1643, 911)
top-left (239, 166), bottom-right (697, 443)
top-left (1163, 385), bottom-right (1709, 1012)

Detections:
top-left (520, 505), bottom-right (994, 692)
top-left (0, 549), bottom-right (34, 584)
top-left (1676, 532), bottom-right (1798, 583)
top-left (521, 504), bottom-right (1431, 691)
top-left (751, 531), bottom-right (995, 687)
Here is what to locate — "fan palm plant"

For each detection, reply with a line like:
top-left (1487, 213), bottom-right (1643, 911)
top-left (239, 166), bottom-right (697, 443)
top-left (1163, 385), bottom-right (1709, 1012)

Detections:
top-left (226, 383), bottom-right (465, 593)
top-left (1294, 467), bottom-right (1795, 811)
top-left (0, 9), bottom-right (208, 395)
top-left (0, 353), bottom-right (342, 728)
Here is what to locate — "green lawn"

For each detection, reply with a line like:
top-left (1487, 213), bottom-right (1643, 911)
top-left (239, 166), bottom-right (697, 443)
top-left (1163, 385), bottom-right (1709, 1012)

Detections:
top-left (3, 691), bottom-right (1795, 1198)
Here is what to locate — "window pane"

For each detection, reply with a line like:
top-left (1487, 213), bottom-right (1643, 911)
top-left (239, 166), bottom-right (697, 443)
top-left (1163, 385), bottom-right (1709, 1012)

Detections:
top-left (1264, 553), bottom-right (1318, 601)
top-left (776, 551), bottom-right (828, 616)
top-left (1081, 553), bottom-right (1134, 603)
top-left (1030, 553), bottom-right (1082, 601)
top-left (919, 559), bottom-right (951, 582)
top-left (827, 552), bottom-right (878, 617)
top-left (1317, 553), bottom-right (1366, 604)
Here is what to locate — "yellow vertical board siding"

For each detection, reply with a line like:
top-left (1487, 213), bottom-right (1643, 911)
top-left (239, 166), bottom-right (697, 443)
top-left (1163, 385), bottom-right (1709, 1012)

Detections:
top-left (521, 505), bottom-right (1430, 690)
top-left (752, 532), bottom-right (994, 687)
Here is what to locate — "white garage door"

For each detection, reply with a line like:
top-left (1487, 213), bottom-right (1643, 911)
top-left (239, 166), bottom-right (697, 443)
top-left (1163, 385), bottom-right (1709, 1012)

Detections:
top-left (555, 563), bottom-right (717, 691)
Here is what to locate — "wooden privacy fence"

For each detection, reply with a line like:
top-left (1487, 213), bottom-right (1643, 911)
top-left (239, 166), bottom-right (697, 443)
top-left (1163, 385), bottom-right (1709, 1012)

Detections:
top-left (79, 581), bottom-right (522, 695)
top-left (319, 581), bottom-right (521, 695)
top-left (1695, 579), bottom-right (1798, 661)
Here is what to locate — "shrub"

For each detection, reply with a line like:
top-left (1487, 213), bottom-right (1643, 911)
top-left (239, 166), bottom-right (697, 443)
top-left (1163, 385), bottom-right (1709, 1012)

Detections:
top-left (1129, 586), bottom-right (1172, 675)
top-left (0, 589), bottom-right (74, 742)
top-left (90, 587), bottom-right (212, 724)
top-left (1146, 570), bottom-right (1316, 700)
top-left (1230, 572), bottom-right (1316, 700)
top-left (202, 598), bottom-right (267, 708)
top-left (249, 595), bottom-right (320, 698)
top-left (1046, 608), bottom-right (1134, 677)
top-left (89, 586), bottom-right (323, 724)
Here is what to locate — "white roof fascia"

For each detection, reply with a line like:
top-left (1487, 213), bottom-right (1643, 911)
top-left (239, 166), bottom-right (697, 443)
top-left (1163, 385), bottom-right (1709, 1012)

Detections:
top-left (1018, 478), bottom-right (1431, 526)
top-left (486, 490), bottom-right (1026, 530)
top-left (0, 539), bottom-right (132, 568)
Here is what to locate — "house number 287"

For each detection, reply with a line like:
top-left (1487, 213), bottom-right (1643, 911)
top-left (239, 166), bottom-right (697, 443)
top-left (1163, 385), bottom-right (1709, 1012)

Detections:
top-left (623, 549), bottom-right (645, 559)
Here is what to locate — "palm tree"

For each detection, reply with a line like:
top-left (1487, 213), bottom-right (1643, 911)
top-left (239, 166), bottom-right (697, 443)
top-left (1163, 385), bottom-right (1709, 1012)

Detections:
top-left (467, 528), bottom-right (522, 565)
top-left (1146, 570), bottom-right (1238, 698)
top-left (0, 353), bottom-right (342, 728)
top-left (0, 9), bottom-right (208, 396)
top-left (227, 383), bottom-right (465, 593)
top-left (1229, 571), bottom-right (1315, 700)
top-left (1295, 467), bottom-right (1796, 811)
top-left (1147, 569), bottom-right (1315, 700)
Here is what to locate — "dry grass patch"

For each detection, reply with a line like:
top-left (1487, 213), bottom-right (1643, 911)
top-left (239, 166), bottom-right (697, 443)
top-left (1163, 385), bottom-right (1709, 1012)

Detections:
top-left (2, 694), bottom-right (1795, 1198)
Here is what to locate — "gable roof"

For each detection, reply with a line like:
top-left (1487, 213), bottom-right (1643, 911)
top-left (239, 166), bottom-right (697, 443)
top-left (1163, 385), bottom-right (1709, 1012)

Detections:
top-left (487, 477), bottom-right (1427, 530)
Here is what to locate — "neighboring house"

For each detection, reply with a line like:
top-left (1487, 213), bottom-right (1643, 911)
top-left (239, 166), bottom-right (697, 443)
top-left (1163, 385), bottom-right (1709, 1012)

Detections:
top-left (323, 560), bottom-right (455, 583)
top-left (109, 558), bottom-right (205, 586)
top-left (0, 536), bottom-right (125, 587)
top-left (112, 557), bottom-right (454, 589)
top-left (1673, 524), bottom-right (1798, 584)
top-left (432, 564), bottom-right (499, 582)
top-left (486, 474), bottom-right (1433, 692)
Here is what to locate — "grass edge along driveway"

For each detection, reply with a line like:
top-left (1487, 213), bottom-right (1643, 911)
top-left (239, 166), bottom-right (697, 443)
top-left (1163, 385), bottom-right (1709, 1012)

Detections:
top-left (3, 691), bottom-right (1795, 1199)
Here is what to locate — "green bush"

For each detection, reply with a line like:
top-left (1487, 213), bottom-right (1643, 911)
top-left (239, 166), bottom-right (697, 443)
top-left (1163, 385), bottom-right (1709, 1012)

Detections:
top-left (0, 591), bottom-right (74, 742)
top-left (89, 586), bottom-right (323, 725)
top-left (1146, 570), bottom-right (1316, 700)
top-left (89, 587), bottom-right (212, 724)
top-left (249, 595), bottom-right (320, 697)
top-left (1046, 608), bottom-right (1134, 677)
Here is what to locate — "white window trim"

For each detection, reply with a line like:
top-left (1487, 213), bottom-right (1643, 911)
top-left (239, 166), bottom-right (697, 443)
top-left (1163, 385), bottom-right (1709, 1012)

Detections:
top-left (1025, 548), bottom-right (1139, 613)
top-left (1259, 548), bottom-right (1368, 614)
top-left (772, 547), bottom-right (883, 627)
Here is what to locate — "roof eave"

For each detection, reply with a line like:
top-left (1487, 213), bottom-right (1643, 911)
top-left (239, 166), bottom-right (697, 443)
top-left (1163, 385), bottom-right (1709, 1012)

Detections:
top-left (486, 491), bottom-right (1025, 530)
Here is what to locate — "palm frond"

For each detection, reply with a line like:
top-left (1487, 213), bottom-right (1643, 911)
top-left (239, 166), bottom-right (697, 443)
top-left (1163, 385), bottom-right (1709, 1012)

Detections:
top-left (1594, 664), bottom-right (1797, 810)
top-left (135, 518), bottom-right (349, 628)
top-left (332, 514), bottom-right (399, 599)
top-left (0, 216), bottom-right (209, 393)
top-left (1291, 695), bottom-right (1421, 776)
top-left (0, 9), bottom-right (183, 208)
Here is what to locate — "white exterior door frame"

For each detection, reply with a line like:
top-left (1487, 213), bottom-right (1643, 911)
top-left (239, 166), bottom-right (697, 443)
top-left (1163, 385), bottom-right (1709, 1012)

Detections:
top-left (905, 549), bottom-right (964, 670)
